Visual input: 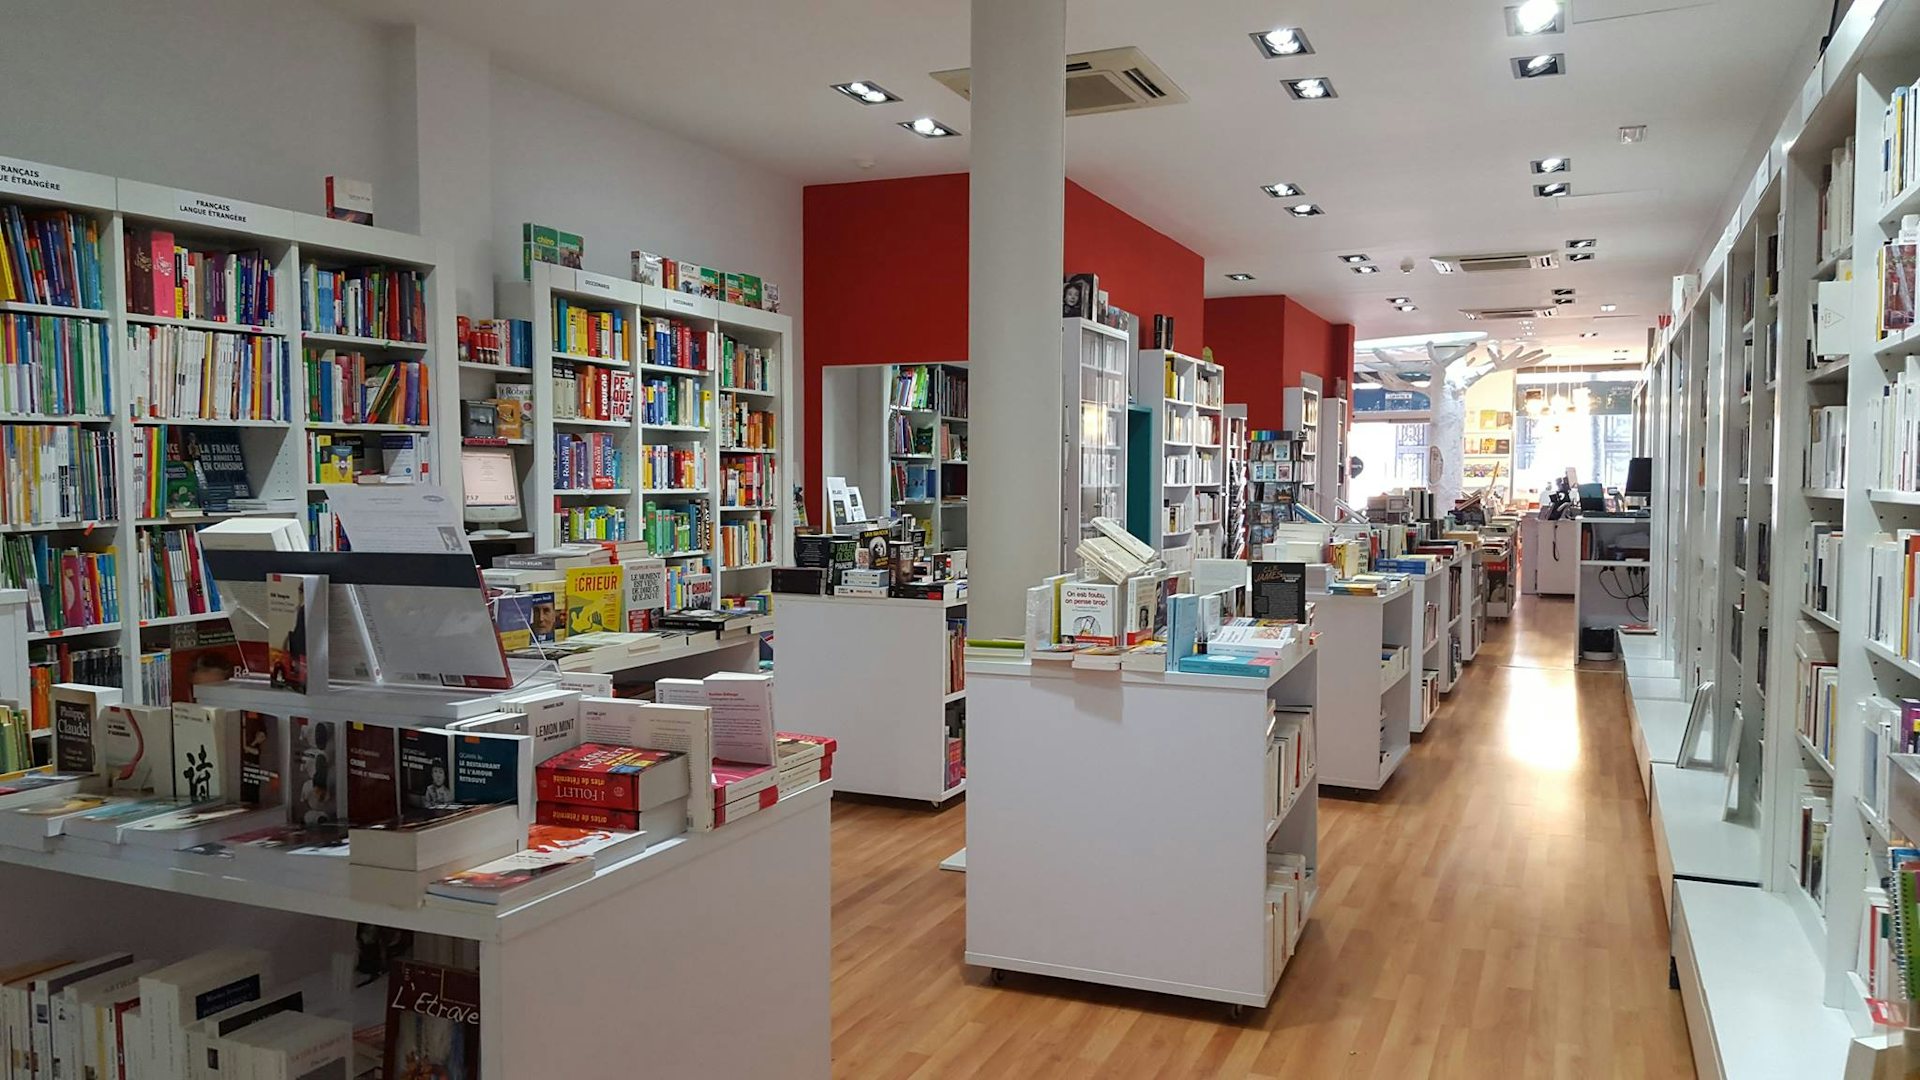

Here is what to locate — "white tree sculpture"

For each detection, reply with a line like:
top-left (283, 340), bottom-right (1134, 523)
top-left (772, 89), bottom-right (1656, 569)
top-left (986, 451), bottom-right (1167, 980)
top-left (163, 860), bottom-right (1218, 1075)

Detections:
top-left (1364, 340), bottom-right (1547, 511)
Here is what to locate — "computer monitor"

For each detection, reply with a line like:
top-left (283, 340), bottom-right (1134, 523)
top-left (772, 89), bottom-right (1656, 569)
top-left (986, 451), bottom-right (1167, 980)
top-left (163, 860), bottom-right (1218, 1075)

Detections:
top-left (1578, 483), bottom-right (1608, 514)
top-left (462, 446), bottom-right (521, 525)
top-left (1624, 456), bottom-right (1653, 496)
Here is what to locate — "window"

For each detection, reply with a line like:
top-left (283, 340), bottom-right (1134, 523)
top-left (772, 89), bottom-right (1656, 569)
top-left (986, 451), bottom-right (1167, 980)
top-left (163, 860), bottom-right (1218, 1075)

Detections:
top-left (1512, 370), bottom-right (1643, 500)
top-left (1349, 420), bottom-right (1429, 505)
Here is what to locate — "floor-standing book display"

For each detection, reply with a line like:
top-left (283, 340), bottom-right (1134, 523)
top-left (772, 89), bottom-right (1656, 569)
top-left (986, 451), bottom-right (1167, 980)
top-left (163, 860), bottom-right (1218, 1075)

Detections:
top-left (1065, 319), bottom-right (1132, 572)
top-left (774, 591), bottom-right (967, 803)
top-left (1308, 577), bottom-right (1416, 789)
top-left (876, 363), bottom-right (969, 551)
top-left (1131, 348), bottom-right (1224, 565)
top-left (0, 156), bottom-right (454, 724)
top-left (496, 265), bottom-right (793, 607)
top-left (963, 636), bottom-right (1318, 1011)
top-left (1282, 384), bottom-right (1321, 515)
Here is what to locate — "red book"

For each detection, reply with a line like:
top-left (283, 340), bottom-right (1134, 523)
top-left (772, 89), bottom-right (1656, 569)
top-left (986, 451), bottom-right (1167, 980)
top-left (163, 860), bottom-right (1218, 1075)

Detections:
top-left (715, 785), bottom-right (778, 826)
top-left (147, 230), bottom-right (176, 317)
top-left (537, 800), bottom-right (638, 831)
top-left (535, 743), bottom-right (687, 811)
top-left (346, 722), bottom-right (400, 827)
top-left (711, 759), bottom-right (776, 805)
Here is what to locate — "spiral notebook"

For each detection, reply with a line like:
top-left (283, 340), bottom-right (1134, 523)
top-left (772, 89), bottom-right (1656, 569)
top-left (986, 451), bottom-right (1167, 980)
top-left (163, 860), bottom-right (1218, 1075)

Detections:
top-left (1890, 846), bottom-right (1920, 1001)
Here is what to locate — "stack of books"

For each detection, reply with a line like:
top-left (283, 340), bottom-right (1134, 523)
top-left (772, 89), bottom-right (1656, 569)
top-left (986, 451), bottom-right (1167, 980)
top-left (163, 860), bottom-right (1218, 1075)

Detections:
top-left (535, 742), bottom-right (690, 835)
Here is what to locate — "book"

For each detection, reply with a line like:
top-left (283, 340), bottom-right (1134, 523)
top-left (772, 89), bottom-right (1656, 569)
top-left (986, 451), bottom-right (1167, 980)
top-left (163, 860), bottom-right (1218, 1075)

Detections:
top-left (523, 821), bottom-right (648, 864)
top-left (424, 845), bottom-right (595, 907)
top-left (564, 565), bottom-right (623, 635)
top-left (119, 801), bottom-right (280, 850)
top-left (1059, 582), bottom-right (1119, 646)
top-left (265, 574), bottom-right (327, 694)
top-left (289, 717), bottom-right (342, 827)
top-left (98, 704), bottom-right (175, 796)
top-left (449, 730), bottom-right (527, 808)
top-left (139, 949), bottom-right (272, 1080)
top-left (1249, 561), bottom-right (1308, 621)
top-left (51, 683), bottom-right (120, 777)
top-left (238, 711), bottom-right (282, 808)
top-left (179, 984), bottom-right (307, 1080)
top-left (27, 953), bottom-right (132, 1080)
top-left (398, 728), bottom-right (456, 813)
top-left (346, 722), bottom-right (400, 828)
top-left (170, 702), bottom-right (241, 804)
top-left (382, 963), bottom-right (479, 1080)
top-left (536, 744), bottom-right (689, 811)
top-left (0, 793), bottom-right (110, 849)
top-left (703, 671), bottom-right (775, 766)
top-left (58, 795), bottom-right (191, 845)
top-left (349, 804), bottom-right (520, 871)
top-left (711, 759), bottom-right (777, 805)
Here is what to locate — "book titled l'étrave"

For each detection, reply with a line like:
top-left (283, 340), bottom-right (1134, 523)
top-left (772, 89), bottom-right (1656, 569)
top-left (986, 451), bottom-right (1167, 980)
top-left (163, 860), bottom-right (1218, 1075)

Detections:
top-left (383, 962), bottom-right (479, 1080)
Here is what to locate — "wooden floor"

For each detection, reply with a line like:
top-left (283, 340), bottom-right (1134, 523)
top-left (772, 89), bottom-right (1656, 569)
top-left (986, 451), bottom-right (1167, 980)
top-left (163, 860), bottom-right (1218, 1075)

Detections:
top-left (824, 597), bottom-right (1695, 1078)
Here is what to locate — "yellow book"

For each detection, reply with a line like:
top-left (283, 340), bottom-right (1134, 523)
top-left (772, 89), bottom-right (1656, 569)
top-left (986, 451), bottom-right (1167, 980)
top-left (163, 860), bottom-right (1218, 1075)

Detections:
top-left (564, 565), bottom-right (622, 636)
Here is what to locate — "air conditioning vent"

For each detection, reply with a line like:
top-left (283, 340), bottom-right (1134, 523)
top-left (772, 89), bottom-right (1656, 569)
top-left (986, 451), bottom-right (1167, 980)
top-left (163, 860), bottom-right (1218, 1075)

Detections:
top-left (1462, 307), bottom-right (1558, 321)
top-left (932, 47), bottom-right (1189, 117)
top-left (1431, 251), bottom-right (1560, 274)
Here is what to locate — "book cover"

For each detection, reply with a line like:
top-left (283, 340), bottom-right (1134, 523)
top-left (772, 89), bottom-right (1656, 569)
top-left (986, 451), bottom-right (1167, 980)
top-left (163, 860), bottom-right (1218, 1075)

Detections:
top-left (98, 705), bottom-right (175, 796)
top-left (622, 559), bottom-right (666, 632)
top-left (524, 821), bottom-right (645, 861)
top-left (265, 574), bottom-right (315, 693)
top-left (536, 801), bottom-right (639, 831)
top-left (346, 722), bottom-right (400, 827)
top-left (169, 620), bottom-right (243, 703)
top-left (382, 963), bottom-right (479, 1080)
top-left (493, 591), bottom-right (557, 652)
top-left (52, 683), bottom-right (119, 776)
top-left (564, 565), bottom-right (622, 636)
top-left (170, 703), bottom-right (240, 803)
top-left (450, 732), bottom-right (523, 806)
top-left (1059, 582), bottom-right (1120, 646)
top-left (191, 430), bottom-right (252, 513)
top-left (399, 728), bottom-right (455, 813)
top-left (426, 846), bottom-right (592, 903)
top-left (290, 717), bottom-right (342, 826)
top-left (239, 711), bottom-right (282, 808)
top-left (1249, 561), bottom-right (1308, 622)
top-left (535, 744), bottom-right (685, 811)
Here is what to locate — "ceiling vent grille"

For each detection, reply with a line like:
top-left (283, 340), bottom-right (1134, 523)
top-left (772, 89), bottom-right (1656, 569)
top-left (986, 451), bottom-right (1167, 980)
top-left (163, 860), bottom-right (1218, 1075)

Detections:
top-left (1431, 251), bottom-right (1561, 274)
top-left (932, 47), bottom-right (1189, 117)
top-left (1462, 307), bottom-right (1558, 321)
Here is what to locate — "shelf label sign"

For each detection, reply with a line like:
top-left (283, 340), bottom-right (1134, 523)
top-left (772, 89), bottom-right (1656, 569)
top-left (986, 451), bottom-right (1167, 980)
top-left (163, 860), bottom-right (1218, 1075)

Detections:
top-left (172, 193), bottom-right (264, 228)
top-left (664, 293), bottom-right (700, 314)
top-left (576, 271), bottom-right (617, 296)
top-left (0, 156), bottom-right (106, 203)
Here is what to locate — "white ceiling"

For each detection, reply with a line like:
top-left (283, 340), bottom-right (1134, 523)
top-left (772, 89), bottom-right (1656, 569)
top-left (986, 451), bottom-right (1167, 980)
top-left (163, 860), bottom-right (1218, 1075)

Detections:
top-left (327, 0), bottom-right (1825, 363)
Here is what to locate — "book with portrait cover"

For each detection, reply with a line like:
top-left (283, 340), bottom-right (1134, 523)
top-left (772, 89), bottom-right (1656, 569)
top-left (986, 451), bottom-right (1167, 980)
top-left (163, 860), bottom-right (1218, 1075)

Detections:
top-left (346, 722), bottom-right (400, 827)
top-left (383, 962), bottom-right (479, 1080)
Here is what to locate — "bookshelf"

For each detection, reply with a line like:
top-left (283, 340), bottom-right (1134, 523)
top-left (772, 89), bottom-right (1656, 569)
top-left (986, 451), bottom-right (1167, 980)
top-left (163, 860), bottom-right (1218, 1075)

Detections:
top-left (1282, 385), bottom-right (1320, 514)
top-left (0, 155), bottom-right (455, 718)
top-left (496, 264), bottom-right (793, 608)
top-left (881, 363), bottom-right (969, 551)
top-left (1065, 319), bottom-right (1131, 570)
top-left (1310, 577), bottom-right (1417, 789)
top-left (963, 639), bottom-right (1319, 1009)
top-left (1132, 349), bottom-right (1225, 562)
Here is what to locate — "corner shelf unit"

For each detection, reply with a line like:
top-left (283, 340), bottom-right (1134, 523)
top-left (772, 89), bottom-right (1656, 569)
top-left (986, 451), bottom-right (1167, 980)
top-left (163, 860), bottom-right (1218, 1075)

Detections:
top-left (0, 154), bottom-right (456, 709)
top-left (1133, 348), bottom-right (1226, 562)
top-left (495, 263), bottom-right (792, 602)
top-left (878, 363), bottom-right (970, 552)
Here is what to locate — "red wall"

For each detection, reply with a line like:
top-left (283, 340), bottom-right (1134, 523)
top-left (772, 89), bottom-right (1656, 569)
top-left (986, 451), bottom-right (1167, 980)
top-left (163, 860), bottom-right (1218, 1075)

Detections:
top-left (1204, 295), bottom-right (1354, 429)
top-left (801, 174), bottom-right (1205, 524)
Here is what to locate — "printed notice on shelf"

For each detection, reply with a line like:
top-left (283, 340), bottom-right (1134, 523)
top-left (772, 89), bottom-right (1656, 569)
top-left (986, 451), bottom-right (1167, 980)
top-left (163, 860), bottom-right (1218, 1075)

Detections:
top-left (325, 484), bottom-right (472, 555)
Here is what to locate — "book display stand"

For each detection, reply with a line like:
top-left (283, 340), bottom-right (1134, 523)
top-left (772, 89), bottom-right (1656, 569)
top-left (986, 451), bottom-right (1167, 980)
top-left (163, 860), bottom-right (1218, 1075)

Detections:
top-left (1132, 347), bottom-right (1227, 565)
top-left (1308, 577), bottom-right (1417, 790)
top-left (962, 637), bottom-right (1319, 1010)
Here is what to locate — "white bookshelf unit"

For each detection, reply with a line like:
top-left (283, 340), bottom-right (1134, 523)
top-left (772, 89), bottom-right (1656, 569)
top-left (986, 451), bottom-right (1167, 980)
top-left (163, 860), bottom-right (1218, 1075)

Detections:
top-left (1310, 578), bottom-right (1417, 789)
top-left (0, 155), bottom-right (455, 714)
top-left (1133, 348), bottom-right (1224, 561)
top-left (773, 593), bottom-right (968, 804)
top-left (963, 642), bottom-right (1319, 1010)
top-left (880, 363), bottom-right (970, 551)
top-left (1282, 384), bottom-right (1321, 514)
top-left (496, 264), bottom-right (793, 606)
top-left (1067, 319), bottom-right (1131, 569)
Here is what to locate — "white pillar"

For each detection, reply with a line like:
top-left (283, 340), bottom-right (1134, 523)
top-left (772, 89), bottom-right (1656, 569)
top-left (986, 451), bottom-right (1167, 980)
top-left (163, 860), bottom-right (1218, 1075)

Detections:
top-left (969, 0), bottom-right (1066, 637)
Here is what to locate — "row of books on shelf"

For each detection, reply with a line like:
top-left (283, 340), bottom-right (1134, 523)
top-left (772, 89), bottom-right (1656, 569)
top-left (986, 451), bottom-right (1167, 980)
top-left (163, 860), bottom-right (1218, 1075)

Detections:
top-left (127, 325), bottom-right (292, 423)
top-left (126, 230), bottom-right (273, 326)
top-left (720, 456), bottom-right (774, 508)
top-left (722, 400), bottom-right (774, 450)
top-left (300, 264), bottom-right (427, 343)
top-left (891, 463), bottom-right (936, 503)
top-left (639, 376), bottom-right (710, 428)
top-left (1, 535), bottom-right (117, 633)
top-left (1267, 704), bottom-right (1314, 826)
top-left (0, 312), bottom-right (113, 416)
top-left (553, 297), bottom-right (628, 360)
top-left (644, 316), bottom-right (707, 371)
top-left (1807, 405), bottom-right (1848, 489)
top-left (135, 425), bottom-right (248, 518)
top-left (459, 393), bottom-right (528, 441)
top-left (0, 204), bottom-right (103, 310)
top-left (2, 425), bottom-right (117, 527)
top-left (641, 445), bottom-right (703, 491)
top-left (629, 250), bottom-right (781, 313)
top-left (888, 413), bottom-right (935, 458)
top-left (487, 544), bottom-right (694, 641)
top-left (1822, 136), bottom-right (1856, 263)
top-left (1795, 633), bottom-right (1839, 764)
top-left (308, 432), bottom-right (427, 485)
top-left (556, 504), bottom-right (627, 543)
top-left (135, 526), bottom-right (221, 622)
top-left (716, 518), bottom-right (771, 569)
top-left (1809, 522), bottom-right (1842, 618)
top-left (456, 314), bottom-right (531, 368)
top-left (552, 361), bottom-right (633, 423)
top-left (778, 528), bottom-right (962, 599)
top-left (29, 642), bottom-right (123, 729)
top-left (1883, 80), bottom-right (1920, 206)
top-left (303, 351), bottom-right (429, 427)
top-left (642, 502), bottom-right (707, 555)
top-left (889, 365), bottom-right (968, 417)
top-left (553, 432), bottom-right (626, 491)
top-left (718, 336), bottom-right (776, 392)
top-left (305, 500), bottom-right (348, 553)
top-left (1791, 778), bottom-right (1834, 914)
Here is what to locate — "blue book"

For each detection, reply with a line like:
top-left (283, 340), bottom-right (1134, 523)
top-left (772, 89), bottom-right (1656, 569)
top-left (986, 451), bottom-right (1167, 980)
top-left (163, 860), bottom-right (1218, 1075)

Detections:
top-left (1175, 654), bottom-right (1271, 678)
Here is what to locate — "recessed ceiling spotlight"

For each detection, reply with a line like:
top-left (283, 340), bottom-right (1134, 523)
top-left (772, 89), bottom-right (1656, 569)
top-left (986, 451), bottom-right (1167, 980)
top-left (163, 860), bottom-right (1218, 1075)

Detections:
top-left (1395, 304), bottom-right (1418, 312)
top-left (1286, 203), bottom-right (1323, 217)
top-left (1531, 157), bottom-right (1571, 174)
top-left (1262, 182), bottom-right (1305, 198)
top-left (1251, 27), bottom-right (1315, 58)
top-left (1535, 181), bottom-right (1572, 197)
top-left (1283, 78), bottom-right (1337, 100)
top-left (1554, 297), bottom-right (1576, 305)
top-left (1225, 272), bottom-right (1256, 281)
top-left (1567, 238), bottom-right (1597, 249)
top-left (1579, 331), bottom-right (1600, 338)
top-left (1600, 303), bottom-right (1617, 312)
top-left (1512, 53), bottom-right (1566, 79)
top-left (1506, 0), bottom-right (1566, 36)
top-left (1339, 254), bottom-right (1371, 264)
top-left (832, 80), bottom-right (900, 105)
top-left (1552, 288), bottom-right (1575, 297)
top-left (1352, 264), bottom-right (1381, 275)
top-left (1568, 252), bottom-right (1595, 262)
top-left (1387, 297), bottom-right (1411, 304)
top-left (900, 117), bottom-right (960, 138)
top-left (1619, 124), bottom-right (1647, 144)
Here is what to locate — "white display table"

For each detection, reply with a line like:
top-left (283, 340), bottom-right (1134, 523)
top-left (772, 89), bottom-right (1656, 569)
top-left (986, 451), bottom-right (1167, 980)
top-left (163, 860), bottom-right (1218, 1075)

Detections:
top-left (963, 642), bottom-right (1318, 1009)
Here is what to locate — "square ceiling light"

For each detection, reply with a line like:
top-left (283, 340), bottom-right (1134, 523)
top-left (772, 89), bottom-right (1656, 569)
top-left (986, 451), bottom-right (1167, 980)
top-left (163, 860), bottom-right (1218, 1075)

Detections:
top-left (1262, 182), bottom-right (1305, 198)
top-left (1567, 238), bottom-right (1596, 249)
top-left (1339, 254), bottom-right (1370, 264)
top-left (900, 117), bottom-right (960, 138)
top-left (1568, 251), bottom-right (1595, 262)
top-left (1512, 53), bottom-right (1566, 79)
top-left (1250, 27), bottom-right (1314, 58)
top-left (1535, 181), bottom-right (1571, 197)
top-left (1283, 77), bottom-right (1336, 100)
top-left (831, 81), bottom-right (900, 105)
top-left (1225, 272), bottom-right (1256, 281)
top-left (1506, 0), bottom-right (1567, 36)
top-left (1286, 203), bottom-right (1323, 217)
top-left (1531, 157), bottom-right (1571, 174)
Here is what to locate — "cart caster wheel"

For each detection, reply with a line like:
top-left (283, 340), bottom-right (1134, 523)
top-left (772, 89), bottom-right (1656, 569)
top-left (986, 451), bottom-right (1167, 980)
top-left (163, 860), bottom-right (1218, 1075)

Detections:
top-left (1227, 1004), bottom-right (1247, 1022)
top-left (989, 968), bottom-right (1007, 986)
top-left (1668, 957), bottom-right (1679, 991)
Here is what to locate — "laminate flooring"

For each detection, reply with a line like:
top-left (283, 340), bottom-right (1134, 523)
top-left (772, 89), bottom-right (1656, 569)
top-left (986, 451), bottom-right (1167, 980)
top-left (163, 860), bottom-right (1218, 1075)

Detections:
top-left (825, 596), bottom-right (1694, 1078)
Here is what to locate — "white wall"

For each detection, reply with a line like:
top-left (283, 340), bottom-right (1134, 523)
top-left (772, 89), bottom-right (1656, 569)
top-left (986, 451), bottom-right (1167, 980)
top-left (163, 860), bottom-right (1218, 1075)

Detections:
top-left (0, 0), bottom-right (407, 219)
